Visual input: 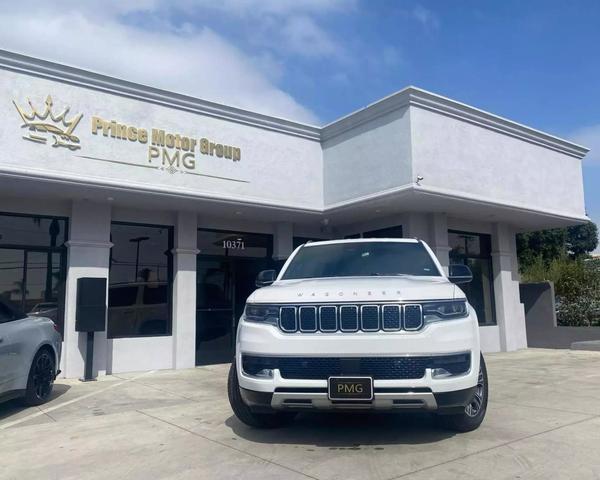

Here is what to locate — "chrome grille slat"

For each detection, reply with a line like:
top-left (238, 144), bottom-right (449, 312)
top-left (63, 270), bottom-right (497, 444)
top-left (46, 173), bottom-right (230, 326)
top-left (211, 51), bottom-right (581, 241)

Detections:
top-left (360, 305), bottom-right (380, 331)
top-left (404, 304), bottom-right (424, 331)
top-left (279, 306), bottom-right (297, 332)
top-left (382, 305), bottom-right (401, 331)
top-left (340, 305), bottom-right (359, 332)
top-left (277, 303), bottom-right (424, 333)
top-left (319, 306), bottom-right (337, 332)
top-left (299, 306), bottom-right (318, 332)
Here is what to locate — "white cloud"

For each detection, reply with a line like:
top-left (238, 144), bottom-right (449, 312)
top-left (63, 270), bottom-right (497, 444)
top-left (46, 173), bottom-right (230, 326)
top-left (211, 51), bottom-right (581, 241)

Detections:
top-left (0, 1), bottom-right (324, 123)
top-left (412, 5), bottom-right (440, 30)
top-left (279, 15), bottom-right (345, 59)
top-left (179, 0), bottom-right (354, 16)
top-left (568, 124), bottom-right (600, 164)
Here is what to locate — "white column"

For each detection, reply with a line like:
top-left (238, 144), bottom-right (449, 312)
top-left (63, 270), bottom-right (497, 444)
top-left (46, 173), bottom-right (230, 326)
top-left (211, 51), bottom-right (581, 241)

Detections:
top-left (62, 201), bottom-right (112, 378)
top-left (273, 222), bottom-right (294, 261)
top-left (427, 213), bottom-right (450, 273)
top-left (171, 211), bottom-right (198, 369)
top-left (402, 213), bottom-right (450, 272)
top-left (491, 223), bottom-right (527, 351)
top-left (402, 212), bottom-right (429, 240)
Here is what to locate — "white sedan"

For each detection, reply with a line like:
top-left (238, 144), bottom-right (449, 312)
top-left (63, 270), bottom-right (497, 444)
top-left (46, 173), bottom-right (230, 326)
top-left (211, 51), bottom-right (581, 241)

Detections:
top-left (0, 299), bottom-right (62, 405)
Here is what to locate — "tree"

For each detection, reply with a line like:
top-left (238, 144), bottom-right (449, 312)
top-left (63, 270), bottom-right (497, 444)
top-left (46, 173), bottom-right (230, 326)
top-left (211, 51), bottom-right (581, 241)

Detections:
top-left (517, 221), bottom-right (598, 269)
top-left (517, 228), bottom-right (567, 269)
top-left (567, 222), bottom-right (598, 258)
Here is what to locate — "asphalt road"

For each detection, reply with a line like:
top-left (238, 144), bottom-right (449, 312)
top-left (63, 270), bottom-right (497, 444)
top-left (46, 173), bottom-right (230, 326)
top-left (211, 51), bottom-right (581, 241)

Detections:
top-left (1, 349), bottom-right (599, 479)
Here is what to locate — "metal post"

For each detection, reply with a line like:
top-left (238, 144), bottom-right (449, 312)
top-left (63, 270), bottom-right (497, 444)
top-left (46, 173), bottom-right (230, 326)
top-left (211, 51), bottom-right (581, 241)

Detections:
top-left (81, 331), bottom-right (95, 382)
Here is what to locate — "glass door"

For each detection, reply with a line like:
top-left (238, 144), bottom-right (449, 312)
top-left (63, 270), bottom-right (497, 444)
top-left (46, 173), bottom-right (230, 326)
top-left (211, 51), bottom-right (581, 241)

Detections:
top-left (196, 229), bottom-right (274, 365)
top-left (196, 258), bottom-right (235, 365)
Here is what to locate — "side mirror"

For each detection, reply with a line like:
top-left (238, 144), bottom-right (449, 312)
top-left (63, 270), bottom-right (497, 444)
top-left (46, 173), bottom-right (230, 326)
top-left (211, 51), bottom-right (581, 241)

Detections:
top-left (255, 270), bottom-right (277, 288)
top-left (448, 264), bottom-right (473, 284)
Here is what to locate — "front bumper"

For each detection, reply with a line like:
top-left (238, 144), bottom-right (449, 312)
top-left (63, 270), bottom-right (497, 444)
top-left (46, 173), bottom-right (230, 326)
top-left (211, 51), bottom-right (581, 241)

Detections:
top-left (241, 386), bottom-right (476, 414)
top-left (236, 314), bottom-right (480, 412)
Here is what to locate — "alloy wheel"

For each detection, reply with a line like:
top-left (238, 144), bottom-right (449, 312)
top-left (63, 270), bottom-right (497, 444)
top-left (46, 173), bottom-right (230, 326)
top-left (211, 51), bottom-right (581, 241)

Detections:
top-left (32, 353), bottom-right (54, 400)
top-left (465, 365), bottom-right (485, 417)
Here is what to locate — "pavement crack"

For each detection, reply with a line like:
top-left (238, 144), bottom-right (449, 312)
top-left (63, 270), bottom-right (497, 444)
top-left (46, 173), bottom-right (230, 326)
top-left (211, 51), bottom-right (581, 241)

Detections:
top-left (136, 409), bottom-right (320, 480)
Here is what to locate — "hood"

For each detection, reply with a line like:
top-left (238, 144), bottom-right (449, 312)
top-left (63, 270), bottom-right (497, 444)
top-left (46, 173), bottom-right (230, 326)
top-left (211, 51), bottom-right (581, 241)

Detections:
top-left (247, 276), bottom-right (462, 304)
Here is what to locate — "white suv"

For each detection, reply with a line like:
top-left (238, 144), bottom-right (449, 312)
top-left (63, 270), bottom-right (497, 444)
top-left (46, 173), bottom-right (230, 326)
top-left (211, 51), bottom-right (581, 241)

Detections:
top-left (228, 239), bottom-right (488, 432)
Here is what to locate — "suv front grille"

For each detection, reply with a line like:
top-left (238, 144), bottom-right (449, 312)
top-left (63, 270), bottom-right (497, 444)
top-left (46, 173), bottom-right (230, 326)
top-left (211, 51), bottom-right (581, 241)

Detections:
top-left (278, 304), bottom-right (423, 333)
top-left (242, 353), bottom-right (471, 380)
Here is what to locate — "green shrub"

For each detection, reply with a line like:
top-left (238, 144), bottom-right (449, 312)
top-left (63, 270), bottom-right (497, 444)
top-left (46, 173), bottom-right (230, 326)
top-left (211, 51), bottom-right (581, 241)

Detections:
top-left (521, 256), bottom-right (600, 326)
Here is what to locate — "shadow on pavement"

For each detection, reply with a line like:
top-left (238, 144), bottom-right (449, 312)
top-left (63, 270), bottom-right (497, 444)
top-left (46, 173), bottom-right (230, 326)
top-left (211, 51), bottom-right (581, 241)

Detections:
top-left (0, 383), bottom-right (71, 421)
top-left (226, 411), bottom-right (456, 448)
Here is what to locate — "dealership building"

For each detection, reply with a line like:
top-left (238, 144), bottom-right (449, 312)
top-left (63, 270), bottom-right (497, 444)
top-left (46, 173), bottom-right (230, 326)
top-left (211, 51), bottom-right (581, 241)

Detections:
top-left (0, 50), bottom-right (589, 378)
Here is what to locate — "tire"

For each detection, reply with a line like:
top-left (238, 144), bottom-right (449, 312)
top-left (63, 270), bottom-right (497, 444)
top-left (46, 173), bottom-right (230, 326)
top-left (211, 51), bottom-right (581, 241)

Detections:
top-left (437, 354), bottom-right (488, 432)
top-left (23, 348), bottom-right (56, 406)
top-left (227, 362), bottom-right (296, 428)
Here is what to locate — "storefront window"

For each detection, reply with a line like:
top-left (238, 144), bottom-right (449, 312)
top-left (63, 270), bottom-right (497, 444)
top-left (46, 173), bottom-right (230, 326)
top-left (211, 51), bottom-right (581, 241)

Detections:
top-left (449, 230), bottom-right (496, 326)
top-left (108, 222), bottom-right (173, 338)
top-left (0, 213), bottom-right (68, 334)
top-left (344, 225), bottom-right (404, 239)
top-left (0, 213), bottom-right (67, 248)
top-left (363, 225), bottom-right (403, 238)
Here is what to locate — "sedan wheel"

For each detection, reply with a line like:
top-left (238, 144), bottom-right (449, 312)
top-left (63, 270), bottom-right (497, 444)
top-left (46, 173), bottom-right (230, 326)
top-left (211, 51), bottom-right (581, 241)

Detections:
top-left (24, 349), bottom-right (55, 406)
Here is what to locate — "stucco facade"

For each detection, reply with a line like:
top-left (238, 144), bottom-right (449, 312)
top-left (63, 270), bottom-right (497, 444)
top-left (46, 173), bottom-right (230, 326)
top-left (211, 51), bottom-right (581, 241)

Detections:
top-left (0, 50), bottom-right (589, 378)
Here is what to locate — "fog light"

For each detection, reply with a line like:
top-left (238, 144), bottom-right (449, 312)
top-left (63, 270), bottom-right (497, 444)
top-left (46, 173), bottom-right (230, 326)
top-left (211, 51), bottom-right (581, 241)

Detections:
top-left (254, 368), bottom-right (274, 378)
top-left (432, 367), bottom-right (453, 379)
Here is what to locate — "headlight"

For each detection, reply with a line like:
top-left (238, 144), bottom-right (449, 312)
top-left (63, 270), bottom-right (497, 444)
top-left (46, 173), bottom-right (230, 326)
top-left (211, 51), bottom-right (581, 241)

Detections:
top-left (244, 304), bottom-right (279, 326)
top-left (423, 300), bottom-right (468, 324)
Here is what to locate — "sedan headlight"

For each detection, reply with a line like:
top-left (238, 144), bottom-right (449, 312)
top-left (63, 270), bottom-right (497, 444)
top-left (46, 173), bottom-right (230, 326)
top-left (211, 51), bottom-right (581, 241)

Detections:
top-left (423, 300), bottom-right (468, 324)
top-left (244, 304), bottom-right (279, 326)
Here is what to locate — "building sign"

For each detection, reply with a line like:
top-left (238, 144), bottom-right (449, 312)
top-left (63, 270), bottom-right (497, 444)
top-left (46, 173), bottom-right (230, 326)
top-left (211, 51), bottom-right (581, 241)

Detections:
top-left (91, 116), bottom-right (241, 174)
top-left (12, 95), bottom-right (245, 181)
top-left (13, 95), bottom-right (83, 150)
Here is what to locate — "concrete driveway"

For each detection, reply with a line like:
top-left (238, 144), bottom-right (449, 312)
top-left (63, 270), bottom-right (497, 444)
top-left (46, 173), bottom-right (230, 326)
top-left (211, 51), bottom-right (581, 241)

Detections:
top-left (1, 349), bottom-right (599, 480)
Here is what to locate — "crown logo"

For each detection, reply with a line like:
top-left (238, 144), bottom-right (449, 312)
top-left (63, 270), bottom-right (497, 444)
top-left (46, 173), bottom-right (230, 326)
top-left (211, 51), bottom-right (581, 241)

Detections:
top-left (13, 95), bottom-right (83, 150)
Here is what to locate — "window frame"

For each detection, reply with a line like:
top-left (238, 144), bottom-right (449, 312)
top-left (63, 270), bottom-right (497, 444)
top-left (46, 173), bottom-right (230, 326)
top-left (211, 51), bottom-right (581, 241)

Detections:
top-left (0, 211), bottom-right (69, 249)
top-left (0, 212), bottom-right (68, 333)
top-left (448, 229), bottom-right (496, 326)
top-left (108, 221), bottom-right (174, 339)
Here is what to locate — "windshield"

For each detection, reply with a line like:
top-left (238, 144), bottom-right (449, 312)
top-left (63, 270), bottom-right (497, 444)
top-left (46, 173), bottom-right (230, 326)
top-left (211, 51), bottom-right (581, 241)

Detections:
top-left (281, 241), bottom-right (441, 280)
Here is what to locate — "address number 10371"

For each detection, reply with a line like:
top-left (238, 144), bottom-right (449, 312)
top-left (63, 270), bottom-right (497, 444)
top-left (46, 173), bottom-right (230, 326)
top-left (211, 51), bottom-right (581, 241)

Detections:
top-left (223, 239), bottom-right (245, 250)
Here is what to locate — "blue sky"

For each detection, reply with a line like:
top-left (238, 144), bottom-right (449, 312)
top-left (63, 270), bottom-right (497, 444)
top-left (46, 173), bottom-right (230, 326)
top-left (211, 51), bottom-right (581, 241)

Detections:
top-left (1, 0), bottom-right (598, 246)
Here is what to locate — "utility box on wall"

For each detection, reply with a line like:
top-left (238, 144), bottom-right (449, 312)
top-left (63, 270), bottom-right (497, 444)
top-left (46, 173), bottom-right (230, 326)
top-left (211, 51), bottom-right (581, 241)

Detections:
top-left (75, 277), bottom-right (107, 333)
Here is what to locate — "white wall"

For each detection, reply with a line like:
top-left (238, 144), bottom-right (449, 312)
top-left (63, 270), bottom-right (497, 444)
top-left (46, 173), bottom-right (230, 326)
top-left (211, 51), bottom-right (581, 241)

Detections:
top-left (322, 107), bottom-right (413, 206)
top-left (410, 106), bottom-right (586, 219)
top-left (1, 70), bottom-right (323, 211)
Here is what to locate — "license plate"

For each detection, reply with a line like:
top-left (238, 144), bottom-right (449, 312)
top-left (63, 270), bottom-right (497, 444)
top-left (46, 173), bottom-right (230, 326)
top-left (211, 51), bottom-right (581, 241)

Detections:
top-left (328, 377), bottom-right (373, 401)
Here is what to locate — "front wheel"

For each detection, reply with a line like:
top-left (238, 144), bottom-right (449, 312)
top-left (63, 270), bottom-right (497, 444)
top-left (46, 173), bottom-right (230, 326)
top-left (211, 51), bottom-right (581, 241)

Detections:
top-left (24, 348), bottom-right (56, 406)
top-left (437, 354), bottom-right (488, 432)
top-left (227, 362), bottom-right (296, 428)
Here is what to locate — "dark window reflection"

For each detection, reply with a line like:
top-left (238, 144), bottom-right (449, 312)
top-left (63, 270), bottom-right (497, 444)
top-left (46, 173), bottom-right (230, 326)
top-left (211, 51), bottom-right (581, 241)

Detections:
top-left (0, 214), bottom-right (67, 248)
top-left (449, 230), bottom-right (495, 326)
top-left (0, 213), bottom-right (67, 335)
top-left (363, 225), bottom-right (404, 238)
top-left (108, 223), bottom-right (173, 338)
